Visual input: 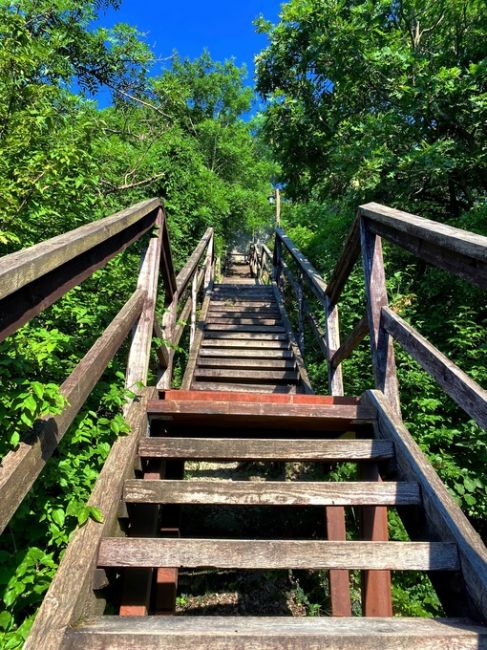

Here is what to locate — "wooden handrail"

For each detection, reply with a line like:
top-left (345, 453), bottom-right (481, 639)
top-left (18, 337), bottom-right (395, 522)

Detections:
top-left (0, 288), bottom-right (146, 534)
top-left (271, 200), bottom-right (487, 427)
top-left (0, 199), bottom-right (176, 342)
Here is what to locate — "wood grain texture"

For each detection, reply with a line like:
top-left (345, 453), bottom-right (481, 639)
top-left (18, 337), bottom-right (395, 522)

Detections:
top-left (365, 389), bottom-right (487, 620)
top-left (62, 616), bottom-right (487, 650)
top-left (0, 198), bottom-right (160, 301)
top-left (24, 390), bottom-right (152, 650)
top-left (203, 331), bottom-right (288, 341)
top-left (193, 368), bottom-right (299, 383)
top-left (125, 211), bottom-right (163, 391)
top-left (359, 202), bottom-right (487, 262)
top-left (0, 289), bottom-right (145, 534)
top-left (147, 399), bottom-right (374, 428)
top-left (196, 358), bottom-right (296, 370)
top-left (98, 538), bottom-right (459, 571)
top-left (382, 306), bottom-right (487, 429)
top-left (201, 339), bottom-right (290, 349)
top-left (181, 290), bottom-right (212, 390)
top-left (123, 480), bottom-right (421, 506)
top-left (199, 348), bottom-right (293, 359)
top-left (190, 382), bottom-right (298, 394)
top-left (138, 438), bottom-right (395, 461)
top-left (360, 220), bottom-right (401, 414)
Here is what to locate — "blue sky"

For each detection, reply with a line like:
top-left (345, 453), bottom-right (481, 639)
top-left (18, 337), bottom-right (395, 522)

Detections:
top-left (94, 1), bottom-right (283, 107)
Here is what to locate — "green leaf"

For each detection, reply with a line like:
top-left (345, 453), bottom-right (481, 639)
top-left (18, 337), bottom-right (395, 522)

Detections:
top-left (51, 509), bottom-right (65, 528)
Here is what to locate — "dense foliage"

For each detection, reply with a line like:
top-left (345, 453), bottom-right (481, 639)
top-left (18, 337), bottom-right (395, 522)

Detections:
top-left (0, 0), bottom-right (486, 642)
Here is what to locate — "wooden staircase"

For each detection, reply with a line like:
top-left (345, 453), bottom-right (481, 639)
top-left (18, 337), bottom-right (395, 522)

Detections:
top-left (0, 198), bottom-right (486, 649)
top-left (185, 251), bottom-right (309, 393)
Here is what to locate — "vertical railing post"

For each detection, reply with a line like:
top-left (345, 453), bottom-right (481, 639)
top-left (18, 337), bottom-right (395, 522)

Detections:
top-left (323, 291), bottom-right (351, 617)
top-left (325, 296), bottom-right (344, 397)
top-left (273, 231), bottom-right (282, 288)
top-left (297, 272), bottom-right (305, 354)
top-left (359, 215), bottom-right (400, 414)
top-left (190, 271), bottom-right (198, 349)
top-left (204, 231), bottom-right (214, 291)
top-left (359, 211), bottom-right (396, 616)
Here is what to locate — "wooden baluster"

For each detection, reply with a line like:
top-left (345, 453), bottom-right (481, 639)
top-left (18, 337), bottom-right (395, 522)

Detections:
top-left (359, 215), bottom-right (395, 615)
top-left (204, 233), bottom-right (214, 291)
top-left (324, 294), bottom-right (351, 616)
top-left (297, 272), bottom-right (305, 354)
top-left (359, 462), bottom-right (393, 616)
top-left (190, 272), bottom-right (197, 348)
top-left (273, 233), bottom-right (282, 288)
top-left (360, 217), bottom-right (401, 415)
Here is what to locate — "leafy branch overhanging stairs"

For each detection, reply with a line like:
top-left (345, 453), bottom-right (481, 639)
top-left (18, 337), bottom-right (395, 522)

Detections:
top-left (0, 198), bottom-right (486, 648)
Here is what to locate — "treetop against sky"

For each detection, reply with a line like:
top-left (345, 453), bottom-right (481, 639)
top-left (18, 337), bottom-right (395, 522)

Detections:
top-left (93, 0), bottom-right (283, 107)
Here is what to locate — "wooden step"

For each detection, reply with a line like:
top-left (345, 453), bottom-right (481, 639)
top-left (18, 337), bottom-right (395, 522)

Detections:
top-left (203, 332), bottom-right (288, 341)
top-left (63, 616), bottom-right (487, 650)
top-left (97, 538), bottom-right (459, 571)
top-left (193, 369), bottom-right (299, 384)
top-left (147, 399), bottom-right (374, 431)
top-left (138, 438), bottom-right (395, 461)
top-left (199, 348), bottom-right (294, 359)
top-left (209, 301), bottom-right (277, 309)
top-left (196, 358), bottom-right (296, 370)
top-left (123, 480), bottom-right (421, 506)
top-left (208, 307), bottom-right (280, 315)
top-left (205, 324), bottom-right (286, 333)
top-left (206, 317), bottom-right (282, 326)
top-left (201, 339), bottom-right (290, 349)
top-left (190, 381), bottom-right (299, 394)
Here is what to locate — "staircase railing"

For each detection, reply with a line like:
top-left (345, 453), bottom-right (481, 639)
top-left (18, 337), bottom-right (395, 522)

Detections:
top-left (0, 199), bottom-right (214, 534)
top-left (252, 202), bottom-right (487, 427)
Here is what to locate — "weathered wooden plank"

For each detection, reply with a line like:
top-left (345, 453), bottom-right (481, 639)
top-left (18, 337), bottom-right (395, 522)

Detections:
top-left (98, 538), bottom-right (458, 571)
top-left (149, 400), bottom-right (378, 431)
top-left (360, 220), bottom-right (401, 414)
top-left (360, 203), bottom-right (487, 289)
top-left (24, 390), bottom-right (152, 650)
top-left (124, 480), bottom-right (420, 506)
top-left (0, 198), bottom-right (160, 302)
top-left (62, 616), bottom-right (487, 650)
top-left (196, 358), bottom-right (295, 370)
top-left (205, 324), bottom-right (286, 333)
top-left (208, 307), bottom-right (280, 316)
top-left (125, 211), bottom-right (163, 391)
top-left (193, 368), bottom-right (299, 383)
top-left (206, 317), bottom-right (281, 326)
top-left (331, 314), bottom-right (369, 369)
top-left (0, 290), bottom-right (145, 535)
top-left (138, 438), bottom-right (395, 461)
top-left (199, 348), bottom-right (293, 359)
top-left (203, 331), bottom-right (288, 341)
top-left (382, 307), bottom-right (487, 429)
top-left (201, 339), bottom-right (289, 349)
top-left (326, 215), bottom-right (361, 306)
top-left (325, 296), bottom-right (344, 396)
top-left (365, 389), bottom-right (487, 620)
top-left (190, 381), bottom-right (298, 394)
top-left (209, 301), bottom-right (277, 309)
top-left (0, 209), bottom-right (157, 343)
